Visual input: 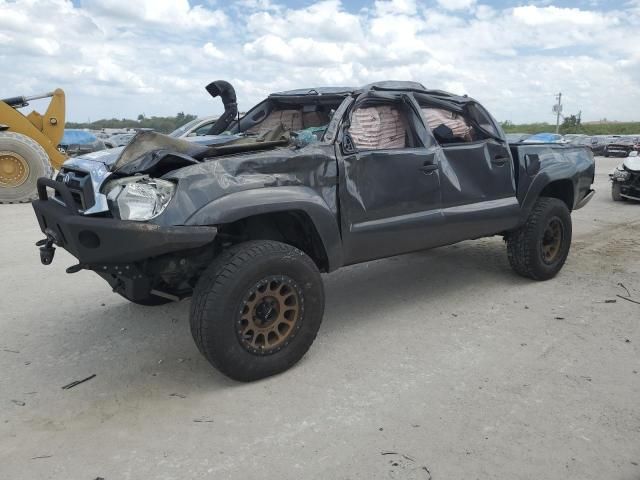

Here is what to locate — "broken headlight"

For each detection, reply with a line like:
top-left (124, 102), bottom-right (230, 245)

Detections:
top-left (105, 176), bottom-right (175, 221)
top-left (612, 168), bottom-right (631, 182)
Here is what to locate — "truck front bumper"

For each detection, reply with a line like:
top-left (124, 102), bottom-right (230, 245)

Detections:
top-left (32, 177), bottom-right (217, 266)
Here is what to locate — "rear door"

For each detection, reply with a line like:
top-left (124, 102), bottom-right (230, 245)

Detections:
top-left (421, 101), bottom-right (520, 241)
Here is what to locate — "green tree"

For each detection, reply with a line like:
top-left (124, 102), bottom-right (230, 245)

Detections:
top-left (559, 114), bottom-right (581, 134)
top-left (67, 112), bottom-right (198, 133)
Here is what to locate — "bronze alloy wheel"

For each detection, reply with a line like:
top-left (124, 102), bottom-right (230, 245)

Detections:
top-left (541, 217), bottom-right (563, 264)
top-left (236, 275), bottom-right (304, 355)
top-left (0, 151), bottom-right (30, 188)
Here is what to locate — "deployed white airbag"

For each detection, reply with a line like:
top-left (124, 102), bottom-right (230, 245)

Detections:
top-left (349, 105), bottom-right (407, 150)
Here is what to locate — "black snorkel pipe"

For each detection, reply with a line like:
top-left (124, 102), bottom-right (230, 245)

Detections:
top-left (205, 80), bottom-right (238, 135)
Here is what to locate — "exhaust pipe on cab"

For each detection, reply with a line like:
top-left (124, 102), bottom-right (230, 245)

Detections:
top-left (205, 80), bottom-right (238, 135)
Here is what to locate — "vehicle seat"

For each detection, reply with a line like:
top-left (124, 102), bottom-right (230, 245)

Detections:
top-left (246, 109), bottom-right (303, 135)
top-left (302, 111), bottom-right (330, 128)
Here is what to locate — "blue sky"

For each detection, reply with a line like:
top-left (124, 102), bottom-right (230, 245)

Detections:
top-left (2, 0), bottom-right (639, 123)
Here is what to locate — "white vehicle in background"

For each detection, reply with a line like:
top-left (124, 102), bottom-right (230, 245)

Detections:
top-left (104, 132), bottom-right (136, 148)
top-left (610, 151), bottom-right (640, 202)
top-left (169, 116), bottom-right (219, 138)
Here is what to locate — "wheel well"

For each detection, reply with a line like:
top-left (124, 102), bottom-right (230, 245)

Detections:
top-left (216, 211), bottom-right (330, 272)
top-left (540, 179), bottom-right (574, 210)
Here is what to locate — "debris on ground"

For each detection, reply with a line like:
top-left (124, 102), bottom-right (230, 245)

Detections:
top-left (604, 299), bottom-right (617, 303)
top-left (617, 295), bottom-right (640, 305)
top-left (61, 374), bottom-right (96, 390)
top-left (31, 455), bottom-right (52, 460)
top-left (11, 400), bottom-right (25, 406)
top-left (169, 393), bottom-right (186, 399)
top-left (3, 348), bottom-right (20, 353)
top-left (555, 316), bottom-right (565, 320)
top-left (616, 283), bottom-right (640, 304)
top-left (618, 282), bottom-right (631, 297)
top-left (193, 417), bottom-right (214, 423)
top-left (380, 451), bottom-right (431, 479)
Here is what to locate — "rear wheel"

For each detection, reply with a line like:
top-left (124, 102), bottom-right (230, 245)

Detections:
top-left (611, 182), bottom-right (625, 202)
top-left (0, 131), bottom-right (54, 204)
top-left (190, 240), bottom-right (324, 381)
top-left (507, 197), bottom-right (572, 280)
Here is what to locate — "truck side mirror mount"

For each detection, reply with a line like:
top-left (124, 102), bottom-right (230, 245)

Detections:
top-left (341, 132), bottom-right (357, 155)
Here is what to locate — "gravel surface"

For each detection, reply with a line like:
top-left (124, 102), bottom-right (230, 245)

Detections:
top-left (1, 156), bottom-right (639, 480)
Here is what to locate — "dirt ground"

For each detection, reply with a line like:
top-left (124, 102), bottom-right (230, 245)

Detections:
top-left (1, 156), bottom-right (639, 480)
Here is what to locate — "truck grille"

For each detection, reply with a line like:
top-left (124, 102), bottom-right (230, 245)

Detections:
top-left (54, 168), bottom-right (95, 211)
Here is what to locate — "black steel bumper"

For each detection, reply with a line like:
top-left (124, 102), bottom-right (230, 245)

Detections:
top-left (32, 178), bottom-right (217, 265)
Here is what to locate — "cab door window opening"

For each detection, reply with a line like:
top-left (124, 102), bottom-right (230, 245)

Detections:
top-left (346, 98), bottom-right (422, 151)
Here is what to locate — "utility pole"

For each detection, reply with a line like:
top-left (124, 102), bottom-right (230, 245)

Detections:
top-left (554, 92), bottom-right (562, 134)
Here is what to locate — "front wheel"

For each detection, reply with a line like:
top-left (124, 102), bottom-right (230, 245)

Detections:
top-left (506, 197), bottom-right (572, 280)
top-left (611, 182), bottom-right (625, 202)
top-left (190, 240), bottom-right (325, 382)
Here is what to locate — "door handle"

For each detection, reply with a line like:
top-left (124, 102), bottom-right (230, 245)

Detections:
top-left (420, 164), bottom-right (438, 174)
top-left (491, 155), bottom-right (508, 166)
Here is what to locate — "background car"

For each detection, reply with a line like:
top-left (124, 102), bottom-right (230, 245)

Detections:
top-left (604, 136), bottom-right (640, 157)
top-left (57, 129), bottom-right (106, 157)
top-left (104, 133), bottom-right (135, 148)
top-left (522, 132), bottom-right (564, 143)
top-left (505, 133), bottom-right (531, 143)
top-left (169, 116), bottom-right (219, 138)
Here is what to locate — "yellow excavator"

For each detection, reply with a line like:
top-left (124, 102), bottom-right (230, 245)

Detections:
top-left (0, 89), bottom-right (66, 203)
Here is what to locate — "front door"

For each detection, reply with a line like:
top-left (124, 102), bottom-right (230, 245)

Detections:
top-left (338, 97), bottom-right (444, 264)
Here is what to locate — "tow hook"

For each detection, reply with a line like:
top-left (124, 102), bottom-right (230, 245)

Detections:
top-left (36, 229), bottom-right (58, 265)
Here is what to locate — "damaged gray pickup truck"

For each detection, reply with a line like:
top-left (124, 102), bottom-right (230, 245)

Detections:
top-left (32, 80), bottom-right (595, 381)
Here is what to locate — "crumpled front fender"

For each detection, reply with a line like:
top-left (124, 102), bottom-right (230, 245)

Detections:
top-left (185, 186), bottom-right (343, 271)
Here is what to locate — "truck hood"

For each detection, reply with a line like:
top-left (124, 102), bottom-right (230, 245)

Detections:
top-left (64, 132), bottom-right (241, 170)
top-left (60, 128), bottom-right (299, 216)
top-left (623, 156), bottom-right (640, 172)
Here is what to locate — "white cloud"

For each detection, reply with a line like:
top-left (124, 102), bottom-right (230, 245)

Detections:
top-left (81, 0), bottom-right (228, 29)
top-left (512, 5), bottom-right (603, 26)
top-left (435, 0), bottom-right (476, 12)
top-left (374, 0), bottom-right (417, 16)
top-left (0, 0), bottom-right (638, 124)
top-left (203, 42), bottom-right (225, 59)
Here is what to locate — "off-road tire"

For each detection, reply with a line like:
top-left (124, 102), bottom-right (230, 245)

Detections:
top-left (611, 182), bottom-right (624, 201)
top-left (506, 197), bottom-right (572, 280)
top-left (190, 240), bottom-right (324, 382)
top-left (0, 131), bottom-right (54, 204)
